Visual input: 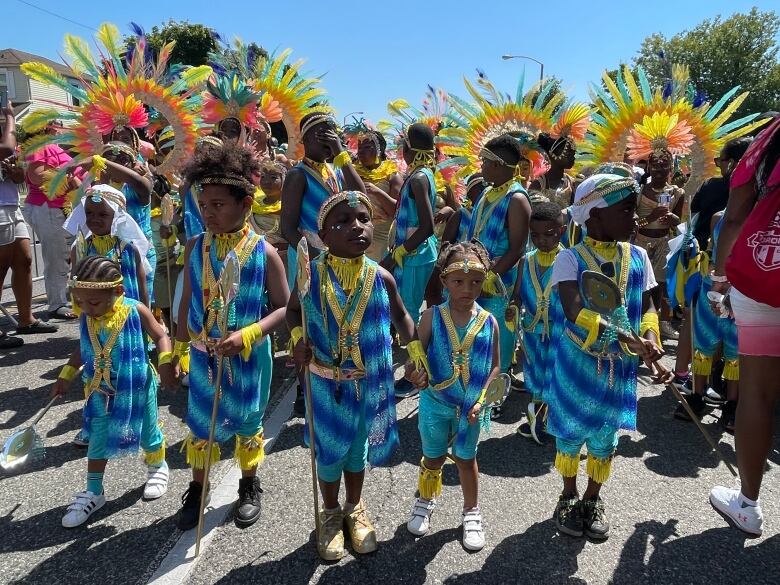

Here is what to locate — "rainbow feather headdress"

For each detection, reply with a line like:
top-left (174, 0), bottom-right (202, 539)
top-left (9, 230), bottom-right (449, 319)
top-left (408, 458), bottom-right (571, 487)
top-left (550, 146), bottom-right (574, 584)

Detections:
top-left (210, 42), bottom-right (329, 158)
top-left (200, 72), bottom-right (278, 130)
top-left (583, 62), bottom-right (768, 194)
top-left (342, 116), bottom-right (379, 153)
top-left (20, 22), bottom-right (211, 196)
top-left (436, 71), bottom-right (583, 180)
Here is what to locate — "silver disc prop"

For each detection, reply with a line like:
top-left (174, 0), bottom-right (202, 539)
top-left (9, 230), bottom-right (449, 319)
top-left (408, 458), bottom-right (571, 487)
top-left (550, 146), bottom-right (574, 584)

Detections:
top-left (579, 270), bottom-right (737, 477)
top-left (1, 396), bottom-right (58, 470)
top-left (482, 373), bottom-right (512, 413)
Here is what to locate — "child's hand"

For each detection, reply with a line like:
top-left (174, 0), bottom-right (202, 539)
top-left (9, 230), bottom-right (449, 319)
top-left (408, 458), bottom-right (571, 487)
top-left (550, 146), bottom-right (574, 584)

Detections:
top-left (158, 363), bottom-right (177, 389)
top-left (51, 378), bottom-right (69, 399)
top-left (404, 361), bottom-right (428, 389)
top-left (467, 402), bottom-right (482, 425)
top-left (214, 331), bottom-right (245, 357)
top-left (379, 255), bottom-right (396, 272)
top-left (293, 340), bottom-right (313, 369)
top-left (650, 362), bottom-right (674, 385)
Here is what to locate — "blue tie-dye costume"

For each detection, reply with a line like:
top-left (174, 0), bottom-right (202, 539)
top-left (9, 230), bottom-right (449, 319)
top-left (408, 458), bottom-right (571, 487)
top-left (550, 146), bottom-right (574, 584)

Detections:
top-left (468, 182), bottom-right (526, 372)
top-left (86, 237), bottom-right (142, 302)
top-left (392, 168), bottom-right (438, 323)
top-left (186, 231), bottom-right (272, 443)
top-left (123, 184), bottom-right (157, 304)
top-left (302, 255), bottom-right (398, 474)
top-left (183, 185), bottom-right (205, 241)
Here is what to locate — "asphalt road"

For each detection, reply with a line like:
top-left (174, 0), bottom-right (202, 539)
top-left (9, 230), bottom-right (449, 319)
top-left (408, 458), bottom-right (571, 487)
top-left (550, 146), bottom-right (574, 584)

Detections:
top-left (1, 289), bottom-right (778, 585)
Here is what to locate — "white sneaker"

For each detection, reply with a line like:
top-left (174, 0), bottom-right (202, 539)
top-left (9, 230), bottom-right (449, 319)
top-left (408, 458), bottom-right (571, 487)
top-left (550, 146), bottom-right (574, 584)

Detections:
top-left (660, 321), bottom-right (679, 340)
top-left (143, 461), bottom-right (169, 500)
top-left (407, 497), bottom-right (436, 536)
top-left (62, 491), bottom-right (106, 528)
top-left (710, 486), bottom-right (763, 536)
top-left (461, 508), bottom-right (485, 551)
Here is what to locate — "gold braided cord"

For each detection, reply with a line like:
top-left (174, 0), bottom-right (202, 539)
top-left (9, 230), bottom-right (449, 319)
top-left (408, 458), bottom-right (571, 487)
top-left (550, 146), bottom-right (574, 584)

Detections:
top-left (432, 306), bottom-right (490, 391)
top-left (70, 276), bottom-right (124, 289)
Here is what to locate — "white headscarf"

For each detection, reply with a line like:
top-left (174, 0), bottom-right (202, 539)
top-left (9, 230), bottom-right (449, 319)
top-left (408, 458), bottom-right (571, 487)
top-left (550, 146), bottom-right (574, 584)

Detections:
top-left (569, 170), bottom-right (639, 226)
top-left (63, 183), bottom-right (152, 273)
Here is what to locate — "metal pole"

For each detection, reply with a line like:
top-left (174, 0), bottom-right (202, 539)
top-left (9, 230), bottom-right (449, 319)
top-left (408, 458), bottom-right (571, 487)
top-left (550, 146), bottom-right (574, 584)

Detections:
top-left (501, 54), bottom-right (545, 81)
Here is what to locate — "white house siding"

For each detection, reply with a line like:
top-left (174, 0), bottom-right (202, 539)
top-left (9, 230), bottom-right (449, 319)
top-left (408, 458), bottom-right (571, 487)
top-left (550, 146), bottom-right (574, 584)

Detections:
top-left (27, 78), bottom-right (73, 117)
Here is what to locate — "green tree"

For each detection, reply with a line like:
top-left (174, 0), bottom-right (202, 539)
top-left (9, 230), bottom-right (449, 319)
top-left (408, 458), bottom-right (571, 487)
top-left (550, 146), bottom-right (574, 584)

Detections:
top-left (126, 20), bottom-right (219, 66)
top-left (634, 8), bottom-right (780, 116)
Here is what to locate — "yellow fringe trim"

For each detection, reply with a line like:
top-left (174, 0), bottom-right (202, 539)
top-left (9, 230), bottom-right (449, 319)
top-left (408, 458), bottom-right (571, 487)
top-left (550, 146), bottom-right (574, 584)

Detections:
top-left (692, 350), bottom-right (713, 376)
top-left (723, 358), bottom-right (740, 381)
top-left (418, 459), bottom-right (443, 499)
top-left (143, 441), bottom-right (166, 466)
top-left (555, 451), bottom-right (580, 478)
top-left (91, 234), bottom-right (117, 255)
top-left (326, 254), bottom-right (365, 292)
top-left (234, 433), bottom-right (265, 470)
top-left (586, 454), bottom-right (613, 484)
top-left (182, 434), bottom-right (221, 470)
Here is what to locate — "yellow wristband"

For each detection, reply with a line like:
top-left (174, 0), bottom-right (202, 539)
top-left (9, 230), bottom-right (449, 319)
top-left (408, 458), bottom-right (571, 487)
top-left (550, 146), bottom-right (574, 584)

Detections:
top-left (59, 364), bottom-right (78, 382)
top-left (482, 271), bottom-right (501, 295)
top-left (407, 339), bottom-right (430, 375)
top-left (476, 386), bottom-right (488, 405)
top-left (333, 150), bottom-right (351, 169)
top-left (575, 308), bottom-right (601, 349)
top-left (173, 340), bottom-right (190, 373)
top-left (240, 322), bottom-right (264, 361)
top-left (158, 351), bottom-right (172, 366)
top-left (640, 312), bottom-right (660, 341)
top-left (392, 244), bottom-right (408, 268)
top-left (290, 325), bottom-right (303, 349)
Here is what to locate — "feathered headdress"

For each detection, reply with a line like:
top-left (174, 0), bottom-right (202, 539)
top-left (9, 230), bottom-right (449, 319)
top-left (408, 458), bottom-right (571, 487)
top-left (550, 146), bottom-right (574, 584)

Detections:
top-left (342, 116), bottom-right (378, 153)
top-left (583, 63), bottom-right (768, 194)
top-left (626, 111), bottom-right (695, 161)
top-left (201, 73), bottom-right (270, 129)
top-left (20, 22), bottom-right (211, 195)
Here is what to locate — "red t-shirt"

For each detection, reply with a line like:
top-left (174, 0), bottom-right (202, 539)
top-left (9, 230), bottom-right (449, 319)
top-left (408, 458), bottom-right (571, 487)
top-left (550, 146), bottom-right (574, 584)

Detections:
top-left (25, 145), bottom-right (73, 208)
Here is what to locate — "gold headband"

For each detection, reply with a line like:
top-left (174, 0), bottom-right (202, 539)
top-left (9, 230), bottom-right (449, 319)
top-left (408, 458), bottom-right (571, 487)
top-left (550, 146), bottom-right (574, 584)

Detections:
top-left (301, 114), bottom-right (335, 139)
top-left (479, 146), bottom-right (515, 167)
top-left (317, 190), bottom-right (374, 230)
top-left (441, 258), bottom-right (488, 277)
top-left (197, 136), bottom-right (224, 148)
top-left (69, 276), bottom-right (123, 290)
top-left (199, 176), bottom-right (251, 188)
top-left (466, 176), bottom-right (485, 192)
top-left (85, 187), bottom-right (126, 211)
top-left (102, 141), bottom-right (137, 161)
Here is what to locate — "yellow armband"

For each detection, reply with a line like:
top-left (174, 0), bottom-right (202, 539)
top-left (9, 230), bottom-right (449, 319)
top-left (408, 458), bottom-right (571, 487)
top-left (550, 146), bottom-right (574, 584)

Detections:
top-left (476, 386), bottom-right (488, 405)
top-left (575, 308), bottom-right (601, 349)
top-left (407, 339), bottom-right (430, 375)
top-left (290, 326), bottom-right (303, 348)
top-left (91, 154), bottom-right (108, 180)
top-left (639, 312), bottom-right (660, 341)
top-left (174, 340), bottom-right (190, 372)
top-left (332, 150), bottom-right (352, 169)
top-left (59, 364), bottom-right (79, 382)
top-left (392, 244), bottom-right (408, 268)
top-left (240, 322), bottom-right (264, 361)
top-left (482, 271), bottom-right (501, 295)
top-left (157, 351), bottom-right (172, 366)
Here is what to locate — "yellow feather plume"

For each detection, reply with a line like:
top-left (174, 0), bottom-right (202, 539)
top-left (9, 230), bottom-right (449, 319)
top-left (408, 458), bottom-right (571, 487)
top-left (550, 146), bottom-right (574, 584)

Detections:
top-left (96, 23), bottom-right (122, 59)
top-left (388, 99), bottom-right (411, 117)
top-left (20, 108), bottom-right (62, 133)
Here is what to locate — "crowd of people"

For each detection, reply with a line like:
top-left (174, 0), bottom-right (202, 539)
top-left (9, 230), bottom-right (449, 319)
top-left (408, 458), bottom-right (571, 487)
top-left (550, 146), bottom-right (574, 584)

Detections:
top-left (1, 22), bottom-right (778, 561)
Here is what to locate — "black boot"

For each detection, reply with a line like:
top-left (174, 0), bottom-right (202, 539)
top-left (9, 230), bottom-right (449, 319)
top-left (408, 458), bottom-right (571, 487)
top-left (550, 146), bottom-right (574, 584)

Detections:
top-left (177, 481), bottom-right (208, 531)
top-left (292, 385), bottom-right (306, 417)
top-left (721, 400), bottom-right (737, 434)
top-left (235, 476), bottom-right (263, 527)
top-left (674, 392), bottom-right (706, 421)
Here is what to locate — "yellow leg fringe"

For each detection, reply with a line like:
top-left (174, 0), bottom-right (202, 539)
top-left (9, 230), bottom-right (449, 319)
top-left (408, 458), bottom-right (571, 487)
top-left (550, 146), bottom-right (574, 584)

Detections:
top-left (723, 358), bottom-right (740, 381)
top-left (182, 434), bottom-right (221, 470)
top-left (692, 351), bottom-right (713, 376)
top-left (143, 441), bottom-right (166, 466)
top-left (235, 433), bottom-right (265, 470)
top-left (418, 458), bottom-right (443, 499)
top-left (554, 451), bottom-right (580, 478)
top-left (586, 454), bottom-right (613, 484)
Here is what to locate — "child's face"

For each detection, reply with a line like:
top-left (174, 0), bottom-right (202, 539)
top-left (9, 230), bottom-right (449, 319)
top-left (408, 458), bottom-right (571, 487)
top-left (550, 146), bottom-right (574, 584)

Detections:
top-left (466, 180), bottom-right (485, 204)
top-left (480, 158), bottom-right (507, 185)
top-left (357, 138), bottom-right (379, 166)
top-left (72, 288), bottom-right (120, 318)
top-left (319, 201), bottom-right (373, 258)
top-left (529, 218), bottom-right (565, 252)
top-left (259, 169), bottom-right (284, 197)
top-left (199, 185), bottom-right (251, 234)
top-left (441, 254), bottom-right (486, 307)
top-left (593, 197), bottom-right (638, 242)
top-left (85, 198), bottom-right (115, 236)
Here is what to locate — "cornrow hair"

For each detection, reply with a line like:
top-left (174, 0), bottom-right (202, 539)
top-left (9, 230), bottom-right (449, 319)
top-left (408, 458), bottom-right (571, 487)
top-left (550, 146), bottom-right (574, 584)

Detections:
top-left (436, 239), bottom-right (492, 272)
top-left (531, 200), bottom-right (564, 222)
top-left (73, 255), bottom-right (122, 283)
top-left (182, 140), bottom-right (260, 200)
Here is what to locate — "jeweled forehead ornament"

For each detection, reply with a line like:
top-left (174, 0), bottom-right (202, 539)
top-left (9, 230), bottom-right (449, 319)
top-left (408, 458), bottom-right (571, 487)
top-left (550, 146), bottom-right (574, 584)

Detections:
top-left (317, 190), bottom-right (374, 230)
top-left (441, 257), bottom-right (488, 277)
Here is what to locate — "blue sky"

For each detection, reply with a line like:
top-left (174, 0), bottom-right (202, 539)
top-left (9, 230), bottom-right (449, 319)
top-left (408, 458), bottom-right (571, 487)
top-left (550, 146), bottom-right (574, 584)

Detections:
top-left (5, 1), bottom-right (772, 124)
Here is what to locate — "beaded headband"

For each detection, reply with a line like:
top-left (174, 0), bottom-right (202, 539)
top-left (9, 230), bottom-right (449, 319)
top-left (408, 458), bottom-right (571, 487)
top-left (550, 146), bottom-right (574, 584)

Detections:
top-left (317, 190), bottom-right (374, 230)
top-left (199, 175), bottom-right (252, 188)
top-left (197, 136), bottom-right (224, 149)
top-left (479, 146), bottom-right (516, 167)
top-left (68, 276), bottom-right (124, 290)
top-left (301, 114), bottom-right (335, 139)
top-left (441, 257), bottom-right (488, 277)
top-left (85, 187), bottom-right (126, 211)
top-left (466, 175), bottom-right (485, 192)
top-left (102, 141), bottom-right (137, 160)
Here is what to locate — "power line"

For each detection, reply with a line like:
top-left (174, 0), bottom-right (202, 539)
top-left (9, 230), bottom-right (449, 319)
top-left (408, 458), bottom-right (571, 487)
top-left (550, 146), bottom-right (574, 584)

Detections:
top-left (13, 0), bottom-right (98, 32)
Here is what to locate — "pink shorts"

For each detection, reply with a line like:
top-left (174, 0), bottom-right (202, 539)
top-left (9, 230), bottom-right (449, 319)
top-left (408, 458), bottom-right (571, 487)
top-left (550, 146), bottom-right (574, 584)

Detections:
top-left (730, 287), bottom-right (780, 357)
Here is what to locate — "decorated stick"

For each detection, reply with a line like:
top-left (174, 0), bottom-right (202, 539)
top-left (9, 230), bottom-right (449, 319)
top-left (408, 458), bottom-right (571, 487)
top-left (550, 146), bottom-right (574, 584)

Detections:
top-left (161, 193), bottom-right (176, 337)
top-left (195, 250), bottom-right (240, 557)
top-left (296, 237), bottom-right (321, 538)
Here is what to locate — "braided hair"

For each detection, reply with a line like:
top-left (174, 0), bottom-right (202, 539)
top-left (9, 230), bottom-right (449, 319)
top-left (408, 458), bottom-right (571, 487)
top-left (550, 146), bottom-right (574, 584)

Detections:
top-left (436, 240), bottom-right (492, 272)
top-left (72, 255), bottom-right (122, 284)
top-left (182, 140), bottom-right (259, 201)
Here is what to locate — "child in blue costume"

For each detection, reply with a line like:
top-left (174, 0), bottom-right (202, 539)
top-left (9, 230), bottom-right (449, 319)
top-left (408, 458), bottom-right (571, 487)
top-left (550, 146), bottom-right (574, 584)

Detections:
top-left (64, 184), bottom-right (150, 306)
top-left (288, 190), bottom-right (426, 561)
top-left (679, 212), bottom-right (740, 430)
top-left (468, 134), bottom-right (532, 375)
top-left (440, 174), bottom-right (485, 247)
top-left (174, 141), bottom-right (290, 531)
top-left (52, 256), bottom-right (175, 528)
top-left (546, 168), bottom-right (670, 541)
top-left (406, 241), bottom-right (499, 552)
top-left (514, 201), bottom-right (566, 444)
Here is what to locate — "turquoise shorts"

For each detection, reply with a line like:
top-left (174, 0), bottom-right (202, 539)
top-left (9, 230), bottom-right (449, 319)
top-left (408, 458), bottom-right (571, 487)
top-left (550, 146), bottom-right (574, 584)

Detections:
top-left (316, 399), bottom-right (368, 483)
top-left (418, 389), bottom-right (480, 460)
top-left (555, 426), bottom-right (619, 460)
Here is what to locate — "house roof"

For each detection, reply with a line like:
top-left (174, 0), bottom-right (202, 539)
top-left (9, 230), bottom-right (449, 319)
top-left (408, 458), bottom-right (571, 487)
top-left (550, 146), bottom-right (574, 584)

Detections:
top-left (0, 48), bottom-right (76, 78)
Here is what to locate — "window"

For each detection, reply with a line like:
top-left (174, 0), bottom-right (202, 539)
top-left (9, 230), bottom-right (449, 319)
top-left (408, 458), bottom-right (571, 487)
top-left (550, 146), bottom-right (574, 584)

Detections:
top-left (69, 80), bottom-right (80, 107)
top-left (0, 69), bottom-right (16, 100)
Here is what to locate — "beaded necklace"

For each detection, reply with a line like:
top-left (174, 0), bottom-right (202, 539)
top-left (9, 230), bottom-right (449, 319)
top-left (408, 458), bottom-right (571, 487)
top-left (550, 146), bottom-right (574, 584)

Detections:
top-left (471, 179), bottom-right (516, 239)
top-left (85, 295), bottom-right (131, 397)
top-left (303, 158), bottom-right (339, 194)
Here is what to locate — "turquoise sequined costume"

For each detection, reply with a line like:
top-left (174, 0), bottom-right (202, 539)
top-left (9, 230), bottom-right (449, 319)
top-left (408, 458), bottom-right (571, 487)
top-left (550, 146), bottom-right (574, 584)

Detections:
top-left (85, 236), bottom-right (142, 302)
top-left (80, 297), bottom-right (163, 459)
top-left (391, 167), bottom-right (438, 323)
top-left (419, 303), bottom-right (495, 459)
top-left (185, 230), bottom-right (272, 444)
top-left (467, 181), bottom-right (526, 371)
top-left (123, 184), bottom-right (157, 304)
top-left (519, 250), bottom-right (560, 402)
top-left (183, 185), bottom-right (204, 241)
top-left (302, 254), bottom-right (399, 472)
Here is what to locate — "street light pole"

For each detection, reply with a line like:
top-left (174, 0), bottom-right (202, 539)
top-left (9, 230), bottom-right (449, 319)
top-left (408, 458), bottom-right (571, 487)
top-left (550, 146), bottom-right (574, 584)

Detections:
top-left (501, 54), bottom-right (544, 82)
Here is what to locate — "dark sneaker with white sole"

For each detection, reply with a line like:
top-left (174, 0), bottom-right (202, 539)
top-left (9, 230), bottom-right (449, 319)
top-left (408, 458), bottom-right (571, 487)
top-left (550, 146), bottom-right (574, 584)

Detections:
top-left (582, 496), bottom-right (610, 540)
top-left (554, 494), bottom-right (583, 537)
